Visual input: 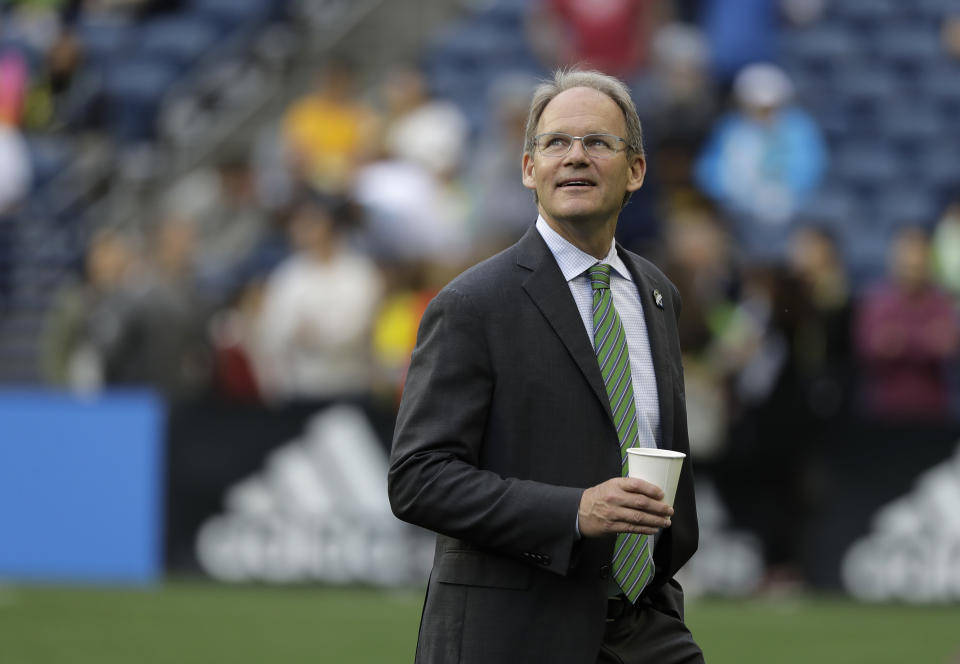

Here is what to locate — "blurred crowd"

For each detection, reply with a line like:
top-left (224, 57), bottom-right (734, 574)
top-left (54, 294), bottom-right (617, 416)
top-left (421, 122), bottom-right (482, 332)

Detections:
top-left (7, 0), bottom-right (960, 587)
top-left (0, 0), bottom-right (194, 141)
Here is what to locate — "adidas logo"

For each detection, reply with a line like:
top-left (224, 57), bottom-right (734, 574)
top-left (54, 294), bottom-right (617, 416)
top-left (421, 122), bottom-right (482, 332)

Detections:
top-left (842, 442), bottom-right (960, 602)
top-left (196, 405), bottom-right (434, 585)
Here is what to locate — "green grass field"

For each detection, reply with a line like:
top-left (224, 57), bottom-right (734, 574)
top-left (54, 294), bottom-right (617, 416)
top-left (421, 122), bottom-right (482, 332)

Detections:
top-left (1, 582), bottom-right (958, 663)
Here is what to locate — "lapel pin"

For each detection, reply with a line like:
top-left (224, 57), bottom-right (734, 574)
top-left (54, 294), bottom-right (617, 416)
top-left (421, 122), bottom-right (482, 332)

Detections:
top-left (653, 289), bottom-right (664, 309)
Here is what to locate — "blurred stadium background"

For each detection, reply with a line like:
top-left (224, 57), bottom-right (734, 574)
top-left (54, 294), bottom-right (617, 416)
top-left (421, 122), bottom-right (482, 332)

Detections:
top-left (1, 0), bottom-right (960, 661)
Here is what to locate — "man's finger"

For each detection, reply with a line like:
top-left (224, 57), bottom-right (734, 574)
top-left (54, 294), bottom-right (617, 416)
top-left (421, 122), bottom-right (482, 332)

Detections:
top-left (633, 497), bottom-right (673, 517)
top-left (618, 477), bottom-right (666, 500)
top-left (609, 506), bottom-right (672, 530)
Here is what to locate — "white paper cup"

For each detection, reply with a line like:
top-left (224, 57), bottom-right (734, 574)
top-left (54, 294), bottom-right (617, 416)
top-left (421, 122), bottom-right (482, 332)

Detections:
top-left (626, 448), bottom-right (686, 508)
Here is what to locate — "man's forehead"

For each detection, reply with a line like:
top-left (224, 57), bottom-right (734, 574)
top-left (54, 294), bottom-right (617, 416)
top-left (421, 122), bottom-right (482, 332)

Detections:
top-left (538, 87), bottom-right (626, 132)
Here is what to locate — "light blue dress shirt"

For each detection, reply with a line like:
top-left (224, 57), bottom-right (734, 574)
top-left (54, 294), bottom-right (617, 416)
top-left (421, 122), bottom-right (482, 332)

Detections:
top-left (535, 216), bottom-right (661, 450)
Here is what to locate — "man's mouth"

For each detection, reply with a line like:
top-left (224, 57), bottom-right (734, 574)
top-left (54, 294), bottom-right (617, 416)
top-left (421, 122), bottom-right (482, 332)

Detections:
top-left (557, 179), bottom-right (596, 188)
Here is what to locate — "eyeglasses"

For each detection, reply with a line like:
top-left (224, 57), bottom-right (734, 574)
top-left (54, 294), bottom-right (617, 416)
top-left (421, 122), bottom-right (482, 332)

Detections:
top-left (533, 132), bottom-right (629, 159)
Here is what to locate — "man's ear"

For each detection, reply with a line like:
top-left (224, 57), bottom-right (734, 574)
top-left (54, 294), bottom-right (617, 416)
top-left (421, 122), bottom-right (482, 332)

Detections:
top-left (626, 153), bottom-right (646, 192)
top-left (522, 152), bottom-right (537, 190)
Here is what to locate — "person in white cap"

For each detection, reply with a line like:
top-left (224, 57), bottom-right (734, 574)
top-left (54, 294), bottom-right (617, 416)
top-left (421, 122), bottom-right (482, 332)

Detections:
top-left (694, 62), bottom-right (827, 260)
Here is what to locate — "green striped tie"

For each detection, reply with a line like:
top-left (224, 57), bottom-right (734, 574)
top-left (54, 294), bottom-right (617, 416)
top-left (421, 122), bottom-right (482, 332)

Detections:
top-left (588, 263), bottom-right (654, 602)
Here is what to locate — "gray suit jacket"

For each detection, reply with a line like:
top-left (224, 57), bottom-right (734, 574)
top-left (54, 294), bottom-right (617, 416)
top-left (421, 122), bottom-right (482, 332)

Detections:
top-left (389, 226), bottom-right (698, 664)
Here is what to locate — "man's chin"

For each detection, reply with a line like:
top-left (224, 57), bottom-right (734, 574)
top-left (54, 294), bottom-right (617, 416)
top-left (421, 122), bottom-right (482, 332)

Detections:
top-left (545, 202), bottom-right (612, 225)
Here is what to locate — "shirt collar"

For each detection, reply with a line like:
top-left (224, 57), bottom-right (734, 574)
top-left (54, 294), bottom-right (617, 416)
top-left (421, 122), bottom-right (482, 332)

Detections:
top-left (535, 216), bottom-right (632, 283)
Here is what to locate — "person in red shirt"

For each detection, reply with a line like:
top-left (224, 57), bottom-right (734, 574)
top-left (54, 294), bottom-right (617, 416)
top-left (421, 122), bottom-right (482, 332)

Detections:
top-left (528, 0), bottom-right (662, 78)
top-left (855, 226), bottom-right (960, 421)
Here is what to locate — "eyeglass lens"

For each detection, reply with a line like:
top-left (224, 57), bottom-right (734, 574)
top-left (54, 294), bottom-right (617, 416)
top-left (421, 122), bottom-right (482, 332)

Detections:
top-left (537, 133), bottom-right (623, 158)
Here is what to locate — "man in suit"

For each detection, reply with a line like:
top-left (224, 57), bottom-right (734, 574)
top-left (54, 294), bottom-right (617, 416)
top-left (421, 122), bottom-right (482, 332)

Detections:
top-left (389, 69), bottom-right (703, 664)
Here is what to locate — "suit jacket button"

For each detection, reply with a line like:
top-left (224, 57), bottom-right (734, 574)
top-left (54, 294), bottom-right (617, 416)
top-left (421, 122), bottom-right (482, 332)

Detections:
top-left (600, 564), bottom-right (611, 579)
top-left (540, 555), bottom-right (551, 566)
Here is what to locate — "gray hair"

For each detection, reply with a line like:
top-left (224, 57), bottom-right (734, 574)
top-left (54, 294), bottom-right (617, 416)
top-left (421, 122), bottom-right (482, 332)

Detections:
top-left (523, 69), bottom-right (645, 158)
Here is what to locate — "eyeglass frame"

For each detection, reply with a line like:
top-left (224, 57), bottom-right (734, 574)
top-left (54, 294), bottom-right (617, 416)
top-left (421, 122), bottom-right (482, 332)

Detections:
top-left (531, 132), bottom-right (633, 159)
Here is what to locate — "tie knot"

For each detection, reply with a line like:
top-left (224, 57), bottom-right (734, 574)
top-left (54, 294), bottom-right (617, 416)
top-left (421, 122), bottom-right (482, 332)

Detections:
top-left (588, 263), bottom-right (612, 291)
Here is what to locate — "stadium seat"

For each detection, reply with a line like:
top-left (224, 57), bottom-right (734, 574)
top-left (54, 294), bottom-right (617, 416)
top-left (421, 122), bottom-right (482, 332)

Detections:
top-left (799, 187), bottom-right (858, 227)
top-left (878, 101), bottom-right (943, 144)
top-left (917, 141), bottom-right (960, 188)
top-left (874, 24), bottom-right (942, 66)
top-left (428, 23), bottom-right (486, 76)
top-left (25, 134), bottom-right (72, 191)
top-left (874, 185), bottom-right (940, 229)
top-left (834, 142), bottom-right (898, 187)
top-left (901, 0), bottom-right (956, 19)
top-left (75, 17), bottom-right (134, 65)
top-left (835, 100), bottom-right (881, 138)
top-left (816, 108), bottom-right (854, 142)
top-left (918, 63), bottom-right (960, 112)
top-left (475, 3), bottom-right (527, 33)
top-left (835, 215), bottom-right (893, 286)
top-left (833, 64), bottom-right (898, 104)
top-left (782, 26), bottom-right (862, 67)
top-left (102, 58), bottom-right (180, 141)
top-left (189, 0), bottom-right (277, 34)
top-left (787, 66), bottom-right (830, 102)
top-left (438, 22), bottom-right (512, 64)
top-left (137, 14), bottom-right (220, 72)
top-left (829, 0), bottom-right (898, 26)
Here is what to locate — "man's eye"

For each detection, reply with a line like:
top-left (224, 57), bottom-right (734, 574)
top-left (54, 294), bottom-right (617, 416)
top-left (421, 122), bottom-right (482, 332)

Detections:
top-left (547, 137), bottom-right (569, 147)
top-left (587, 136), bottom-right (613, 149)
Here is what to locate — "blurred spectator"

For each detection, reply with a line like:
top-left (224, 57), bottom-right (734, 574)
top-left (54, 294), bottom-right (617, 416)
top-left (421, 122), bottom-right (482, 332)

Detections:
top-left (0, 118), bottom-right (32, 215)
top-left (695, 63), bottom-right (827, 262)
top-left (614, 22), bottom-right (718, 254)
top-left (162, 146), bottom-right (269, 299)
top-left (638, 22), bottom-right (717, 192)
top-left (941, 12), bottom-right (960, 60)
top-left (699, 0), bottom-right (779, 86)
top-left (209, 276), bottom-right (266, 403)
top-left (0, 50), bottom-right (29, 127)
top-left (526, 0), bottom-right (663, 79)
top-left (727, 265), bottom-right (809, 414)
top-left (854, 226), bottom-right (960, 422)
top-left (353, 66), bottom-right (471, 268)
top-left (0, 49), bottom-right (29, 311)
top-left (663, 194), bottom-right (737, 356)
top-left (788, 224), bottom-right (854, 426)
top-left (21, 25), bottom-right (92, 131)
top-left (784, 223), bottom-right (854, 583)
top-left (661, 195), bottom-right (739, 459)
top-left (779, 0), bottom-right (826, 27)
top-left (2, 2), bottom-right (62, 61)
top-left (63, 0), bottom-right (185, 22)
top-left (0, 50), bottom-right (31, 217)
top-left (282, 58), bottom-right (380, 194)
top-left (932, 194), bottom-right (960, 299)
top-left (39, 227), bottom-right (134, 391)
top-left (371, 287), bottom-right (436, 405)
top-left (99, 216), bottom-right (212, 400)
top-left (718, 262), bottom-right (814, 588)
top-left (130, 0), bottom-right (185, 19)
top-left (352, 157), bottom-right (464, 265)
top-left (255, 192), bottom-right (383, 402)
top-left (380, 65), bottom-right (468, 181)
top-left (42, 218), bottom-right (213, 400)
top-left (468, 72), bottom-right (538, 250)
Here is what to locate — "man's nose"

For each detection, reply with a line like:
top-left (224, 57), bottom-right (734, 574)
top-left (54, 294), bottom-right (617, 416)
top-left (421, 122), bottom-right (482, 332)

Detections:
top-left (563, 138), bottom-right (590, 164)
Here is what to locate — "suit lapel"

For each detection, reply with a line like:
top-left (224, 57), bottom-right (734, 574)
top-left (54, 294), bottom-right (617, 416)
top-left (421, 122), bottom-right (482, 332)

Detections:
top-left (621, 248), bottom-right (675, 451)
top-left (517, 229), bottom-right (614, 422)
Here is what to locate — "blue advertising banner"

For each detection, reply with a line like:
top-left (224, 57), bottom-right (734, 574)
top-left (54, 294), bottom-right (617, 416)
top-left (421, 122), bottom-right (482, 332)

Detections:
top-left (0, 389), bottom-right (164, 584)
